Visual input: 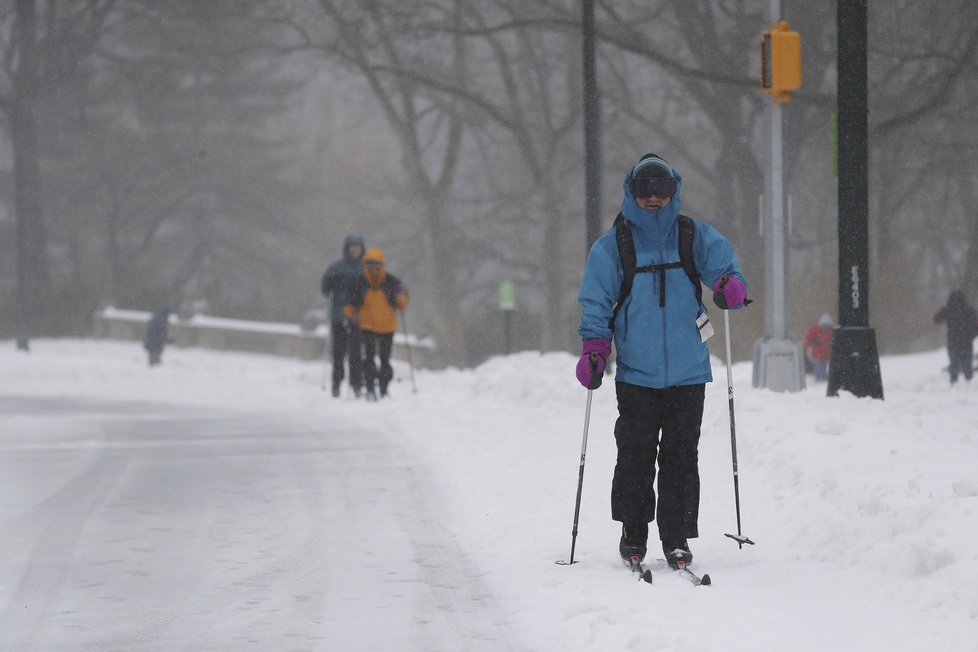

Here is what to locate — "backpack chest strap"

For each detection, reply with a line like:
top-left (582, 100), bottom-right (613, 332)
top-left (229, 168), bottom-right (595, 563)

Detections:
top-left (634, 261), bottom-right (684, 307)
top-left (608, 212), bottom-right (700, 331)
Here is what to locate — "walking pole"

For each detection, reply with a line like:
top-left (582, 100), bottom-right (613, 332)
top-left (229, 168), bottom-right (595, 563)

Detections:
top-left (722, 309), bottom-right (755, 549)
top-left (321, 323), bottom-right (331, 392)
top-left (398, 309), bottom-right (417, 394)
top-left (557, 354), bottom-right (598, 566)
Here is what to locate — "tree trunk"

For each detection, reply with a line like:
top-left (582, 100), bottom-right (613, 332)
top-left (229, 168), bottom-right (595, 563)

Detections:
top-left (419, 193), bottom-right (468, 366)
top-left (539, 172), bottom-right (568, 352)
top-left (12, 0), bottom-right (48, 348)
top-left (962, 206), bottom-right (978, 306)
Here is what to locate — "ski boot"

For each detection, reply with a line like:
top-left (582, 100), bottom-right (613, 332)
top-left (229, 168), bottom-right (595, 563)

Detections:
top-left (662, 538), bottom-right (693, 570)
top-left (619, 522), bottom-right (649, 562)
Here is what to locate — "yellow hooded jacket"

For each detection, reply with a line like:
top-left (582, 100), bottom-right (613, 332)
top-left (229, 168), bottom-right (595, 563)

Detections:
top-left (343, 248), bottom-right (409, 334)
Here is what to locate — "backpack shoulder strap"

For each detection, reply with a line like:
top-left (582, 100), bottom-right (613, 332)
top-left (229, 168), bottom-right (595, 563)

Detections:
top-left (677, 214), bottom-right (702, 307)
top-left (610, 213), bottom-right (634, 330)
top-left (382, 274), bottom-right (402, 309)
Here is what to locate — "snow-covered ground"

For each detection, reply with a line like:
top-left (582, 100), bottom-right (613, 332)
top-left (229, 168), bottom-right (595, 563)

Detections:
top-left (1, 336), bottom-right (976, 651)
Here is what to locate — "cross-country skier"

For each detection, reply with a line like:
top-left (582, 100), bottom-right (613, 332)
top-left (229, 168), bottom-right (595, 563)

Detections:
top-left (576, 153), bottom-right (749, 569)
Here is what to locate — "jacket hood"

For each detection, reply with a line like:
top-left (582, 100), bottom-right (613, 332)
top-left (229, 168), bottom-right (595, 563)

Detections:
top-left (620, 154), bottom-right (683, 232)
top-left (343, 235), bottom-right (365, 260)
top-left (363, 247), bottom-right (386, 265)
top-left (364, 247), bottom-right (387, 287)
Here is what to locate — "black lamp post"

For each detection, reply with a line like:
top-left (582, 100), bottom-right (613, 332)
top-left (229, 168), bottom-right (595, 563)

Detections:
top-left (828, 0), bottom-right (883, 399)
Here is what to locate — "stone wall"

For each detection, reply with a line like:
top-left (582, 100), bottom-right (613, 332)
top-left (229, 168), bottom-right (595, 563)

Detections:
top-left (93, 308), bottom-right (435, 367)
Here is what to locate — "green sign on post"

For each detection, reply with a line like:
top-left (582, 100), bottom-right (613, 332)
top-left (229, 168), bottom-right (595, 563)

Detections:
top-left (498, 280), bottom-right (516, 311)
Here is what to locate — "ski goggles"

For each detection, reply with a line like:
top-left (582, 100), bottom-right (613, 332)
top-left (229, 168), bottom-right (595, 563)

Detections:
top-left (629, 177), bottom-right (678, 199)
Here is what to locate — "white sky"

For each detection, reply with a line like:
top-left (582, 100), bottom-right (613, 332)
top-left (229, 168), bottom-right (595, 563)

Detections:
top-left (1, 336), bottom-right (976, 651)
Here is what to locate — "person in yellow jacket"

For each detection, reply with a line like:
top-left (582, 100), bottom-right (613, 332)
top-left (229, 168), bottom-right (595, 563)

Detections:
top-left (343, 248), bottom-right (409, 400)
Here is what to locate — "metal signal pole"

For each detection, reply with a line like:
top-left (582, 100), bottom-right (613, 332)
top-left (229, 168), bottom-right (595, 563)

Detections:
top-left (752, 0), bottom-right (806, 392)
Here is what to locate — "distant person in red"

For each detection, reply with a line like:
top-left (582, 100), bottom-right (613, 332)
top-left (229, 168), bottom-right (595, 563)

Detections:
top-left (933, 290), bottom-right (978, 385)
top-left (803, 313), bottom-right (834, 382)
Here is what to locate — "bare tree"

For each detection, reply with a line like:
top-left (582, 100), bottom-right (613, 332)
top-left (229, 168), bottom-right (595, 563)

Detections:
top-left (0, 0), bottom-right (118, 346)
top-left (2, 0), bottom-right (974, 361)
top-left (451, 0), bottom-right (584, 351)
top-left (2, 0), bottom-right (46, 348)
top-left (304, 0), bottom-right (470, 365)
top-left (36, 0), bottom-right (314, 325)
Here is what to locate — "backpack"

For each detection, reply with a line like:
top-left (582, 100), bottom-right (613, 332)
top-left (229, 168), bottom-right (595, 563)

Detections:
top-left (608, 212), bottom-right (701, 330)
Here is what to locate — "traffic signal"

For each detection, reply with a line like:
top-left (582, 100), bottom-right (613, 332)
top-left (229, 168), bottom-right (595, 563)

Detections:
top-left (760, 20), bottom-right (801, 103)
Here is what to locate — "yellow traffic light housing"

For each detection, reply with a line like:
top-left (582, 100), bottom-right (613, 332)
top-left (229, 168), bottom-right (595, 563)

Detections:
top-left (761, 20), bottom-right (801, 103)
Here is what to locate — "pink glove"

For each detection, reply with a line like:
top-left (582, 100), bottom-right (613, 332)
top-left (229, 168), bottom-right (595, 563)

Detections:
top-left (712, 275), bottom-right (747, 310)
top-left (576, 339), bottom-right (611, 390)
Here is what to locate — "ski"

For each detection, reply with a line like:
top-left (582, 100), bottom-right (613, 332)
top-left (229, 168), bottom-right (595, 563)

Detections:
top-left (673, 559), bottom-right (711, 586)
top-left (656, 558), bottom-right (712, 586)
top-left (623, 555), bottom-right (653, 584)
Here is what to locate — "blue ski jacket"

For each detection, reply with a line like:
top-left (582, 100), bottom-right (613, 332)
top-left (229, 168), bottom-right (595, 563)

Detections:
top-left (577, 160), bottom-right (747, 389)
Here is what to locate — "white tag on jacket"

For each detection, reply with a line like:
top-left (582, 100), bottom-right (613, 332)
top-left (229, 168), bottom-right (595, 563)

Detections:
top-left (697, 312), bottom-right (715, 342)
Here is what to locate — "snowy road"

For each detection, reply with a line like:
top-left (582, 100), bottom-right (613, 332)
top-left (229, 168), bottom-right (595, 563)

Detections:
top-left (4, 341), bottom-right (978, 652)
top-left (0, 396), bottom-right (514, 651)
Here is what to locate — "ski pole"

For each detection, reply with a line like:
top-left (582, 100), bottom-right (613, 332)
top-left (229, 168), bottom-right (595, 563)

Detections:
top-left (722, 309), bottom-right (755, 548)
top-left (398, 309), bottom-right (417, 394)
top-left (557, 354), bottom-right (598, 566)
top-left (321, 323), bottom-right (331, 392)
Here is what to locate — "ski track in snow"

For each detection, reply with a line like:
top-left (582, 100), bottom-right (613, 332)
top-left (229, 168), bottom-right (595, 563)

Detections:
top-left (0, 392), bottom-right (517, 651)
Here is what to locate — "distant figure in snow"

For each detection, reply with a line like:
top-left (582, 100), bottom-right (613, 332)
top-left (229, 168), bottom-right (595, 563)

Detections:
top-left (344, 247), bottom-right (409, 401)
top-left (933, 290), bottom-right (978, 384)
top-left (803, 313), bottom-right (834, 382)
top-left (321, 235), bottom-right (366, 397)
top-left (144, 309), bottom-right (172, 366)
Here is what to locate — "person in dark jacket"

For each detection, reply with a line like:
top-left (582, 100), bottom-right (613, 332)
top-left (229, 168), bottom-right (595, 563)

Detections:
top-left (933, 290), bottom-right (978, 384)
top-left (144, 309), bottom-right (172, 366)
top-left (343, 247), bottom-right (409, 401)
top-left (576, 152), bottom-right (749, 569)
top-left (321, 235), bottom-right (366, 397)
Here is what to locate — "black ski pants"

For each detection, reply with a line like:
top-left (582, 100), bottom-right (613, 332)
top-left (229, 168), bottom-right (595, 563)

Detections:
top-left (331, 321), bottom-right (363, 390)
top-left (611, 381), bottom-right (705, 541)
top-left (362, 331), bottom-right (394, 395)
top-left (948, 346), bottom-right (974, 383)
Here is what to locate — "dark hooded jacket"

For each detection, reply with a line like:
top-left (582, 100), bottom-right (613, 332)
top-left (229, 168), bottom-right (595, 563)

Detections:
top-left (321, 235), bottom-right (365, 322)
top-left (934, 291), bottom-right (978, 350)
top-left (144, 310), bottom-right (171, 352)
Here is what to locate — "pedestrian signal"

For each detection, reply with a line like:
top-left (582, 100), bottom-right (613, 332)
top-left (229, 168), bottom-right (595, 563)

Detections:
top-left (760, 21), bottom-right (801, 103)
